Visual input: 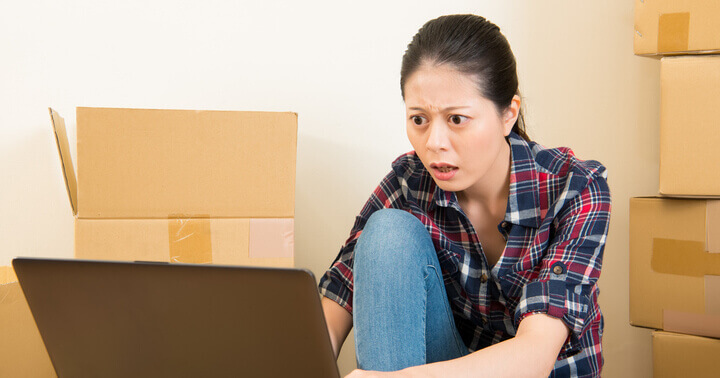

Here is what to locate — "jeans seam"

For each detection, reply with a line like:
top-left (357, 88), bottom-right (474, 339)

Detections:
top-left (426, 264), bottom-right (466, 357)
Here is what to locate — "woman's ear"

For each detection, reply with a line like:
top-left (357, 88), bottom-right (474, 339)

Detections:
top-left (502, 95), bottom-right (521, 136)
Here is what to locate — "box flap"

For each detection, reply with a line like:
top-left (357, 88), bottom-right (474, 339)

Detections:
top-left (49, 108), bottom-right (78, 216)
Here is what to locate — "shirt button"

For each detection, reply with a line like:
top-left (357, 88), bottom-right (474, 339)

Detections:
top-left (553, 265), bottom-right (564, 275)
top-left (480, 274), bottom-right (488, 283)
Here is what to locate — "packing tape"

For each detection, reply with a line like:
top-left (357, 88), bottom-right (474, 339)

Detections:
top-left (663, 309), bottom-right (720, 339)
top-left (168, 217), bottom-right (213, 264)
top-left (651, 238), bottom-right (720, 277)
top-left (248, 218), bottom-right (294, 258)
top-left (658, 12), bottom-right (689, 53)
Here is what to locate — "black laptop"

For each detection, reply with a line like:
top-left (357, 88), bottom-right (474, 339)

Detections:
top-left (12, 257), bottom-right (341, 378)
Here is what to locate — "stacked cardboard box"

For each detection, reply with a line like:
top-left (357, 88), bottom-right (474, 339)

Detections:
top-left (652, 331), bottom-right (720, 378)
top-left (632, 2), bottom-right (720, 375)
top-left (634, 0), bottom-right (720, 56)
top-left (50, 107), bottom-right (297, 266)
top-left (629, 198), bottom-right (720, 336)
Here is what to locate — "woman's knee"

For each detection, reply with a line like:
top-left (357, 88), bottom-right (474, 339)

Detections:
top-left (354, 209), bottom-right (434, 270)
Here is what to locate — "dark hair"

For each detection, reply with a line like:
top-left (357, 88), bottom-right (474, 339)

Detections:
top-left (400, 14), bottom-right (529, 141)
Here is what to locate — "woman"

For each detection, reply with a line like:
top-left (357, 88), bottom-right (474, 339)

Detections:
top-left (319, 14), bottom-right (610, 378)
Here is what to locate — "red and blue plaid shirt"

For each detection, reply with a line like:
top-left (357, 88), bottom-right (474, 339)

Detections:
top-left (319, 131), bottom-right (611, 377)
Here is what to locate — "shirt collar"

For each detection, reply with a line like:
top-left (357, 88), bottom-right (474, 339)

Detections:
top-left (431, 182), bottom-right (457, 210)
top-left (429, 131), bottom-right (541, 228)
top-left (504, 131), bottom-right (541, 228)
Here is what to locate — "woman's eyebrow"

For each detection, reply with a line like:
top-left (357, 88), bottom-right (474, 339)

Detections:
top-left (408, 106), bottom-right (471, 112)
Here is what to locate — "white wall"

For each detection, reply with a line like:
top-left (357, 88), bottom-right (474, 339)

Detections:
top-left (0, 1), bottom-right (659, 376)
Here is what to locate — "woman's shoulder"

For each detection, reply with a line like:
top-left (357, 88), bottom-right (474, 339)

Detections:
top-left (525, 139), bottom-right (608, 183)
top-left (509, 134), bottom-right (611, 211)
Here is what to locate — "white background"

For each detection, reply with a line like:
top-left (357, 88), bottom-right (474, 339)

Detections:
top-left (1, 1), bottom-right (659, 376)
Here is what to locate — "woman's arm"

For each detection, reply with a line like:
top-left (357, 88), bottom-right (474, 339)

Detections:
top-left (322, 296), bottom-right (353, 359)
top-left (319, 165), bottom-right (412, 359)
top-left (346, 313), bottom-right (568, 378)
top-left (402, 313), bottom-right (569, 377)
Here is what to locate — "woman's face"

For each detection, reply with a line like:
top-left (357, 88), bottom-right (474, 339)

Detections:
top-left (404, 64), bottom-right (518, 194)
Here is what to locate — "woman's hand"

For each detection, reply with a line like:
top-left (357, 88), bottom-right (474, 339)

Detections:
top-left (344, 369), bottom-right (413, 378)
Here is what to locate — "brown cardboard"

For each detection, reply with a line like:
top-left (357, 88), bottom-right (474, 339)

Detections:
top-left (635, 0), bottom-right (720, 56)
top-left (707, 201), bottom-right (720, 253)
top-left (76, 107), bottom-right (297, 219)
top-left (652, 331), bottom-right (720, 378)
top-left (629, 197), bottom-right (720, 337)
top-left (0, 267), bottom-right (55, 377)
top-left (168, 218), bottom-right (213, 264)
top-left (707, 275), bottom-right (720, 315)
top-left (51, 107), bottom-right (296, 267)
top-left (49, 108), bottom-right (77, 215)
top-left (663, 310), bottom-right (720, 339)
top-left (651, 239), bottom-right (720, 277)
top-left (659, 56), bottom-right (720, 197)
top-left (75, 218), bottom-right (294, 268)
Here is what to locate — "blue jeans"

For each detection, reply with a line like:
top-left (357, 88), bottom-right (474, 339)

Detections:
top-left (353, 209), bottom-right (469, 371)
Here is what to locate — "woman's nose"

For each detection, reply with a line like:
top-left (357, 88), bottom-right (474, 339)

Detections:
top-left (426, 121), bottom-right (450, 152)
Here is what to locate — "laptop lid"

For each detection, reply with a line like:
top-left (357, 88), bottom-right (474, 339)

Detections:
top-left (13, 258), bottom-right (340, 378)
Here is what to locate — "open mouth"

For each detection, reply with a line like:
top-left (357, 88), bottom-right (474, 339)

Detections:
top-left (429, 162), bottom-right (458, 180)
top-left (430, 162), bottom-right (458, 171)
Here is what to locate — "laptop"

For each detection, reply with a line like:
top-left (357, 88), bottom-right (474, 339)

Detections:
top-left (12, 257), bottom-right (341, 378)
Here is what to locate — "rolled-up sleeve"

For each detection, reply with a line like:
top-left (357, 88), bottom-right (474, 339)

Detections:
top-left (514, 172), bottom-right (611, 353)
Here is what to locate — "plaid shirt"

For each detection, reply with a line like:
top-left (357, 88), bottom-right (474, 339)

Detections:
top-left (319, 131), bottom-right (611, 377)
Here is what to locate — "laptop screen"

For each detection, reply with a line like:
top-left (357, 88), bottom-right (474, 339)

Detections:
top-left (13, 258), bottom-right (340, 378)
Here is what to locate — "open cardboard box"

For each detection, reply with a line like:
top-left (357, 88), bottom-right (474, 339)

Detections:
top-left (635, 0), bottom-right (720, 56)
top-left (0, 266), bottom-right (55, 377)
top-left (652, 331), bottom-right (720, 378)
top-left (659, 56), bottom-right (720, 197)
top-left (51, 107), bottom-right (297, 266)
top-left (629, 197), bottom-right (720, 338)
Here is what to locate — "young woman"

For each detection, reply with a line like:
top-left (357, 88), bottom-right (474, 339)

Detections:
top-left (319, 14), bottom-right (610, 378)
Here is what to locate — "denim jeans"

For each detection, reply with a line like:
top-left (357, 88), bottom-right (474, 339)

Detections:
top-left (353, 209), bottom-right (469, 372)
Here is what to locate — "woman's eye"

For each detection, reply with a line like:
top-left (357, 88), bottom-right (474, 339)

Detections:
top-left (449, 115), bottom-right (468, 125)
top-left (411, 116), bottom-right (426, 125)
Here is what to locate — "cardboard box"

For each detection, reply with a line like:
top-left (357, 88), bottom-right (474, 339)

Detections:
top-left (629, 197), bottom-right (720, 338)
top-left (0, 266), bottom-right (55, 377)
top-left (75, 218), bottom-right (294, 266)
top-left (51, 107), bottom-right (296, 267)
top-left (653, 331), bottom-right (720, 378)
top-left (659, 56), bottom-right (720, 197)
top-left (635, 0), bottom-right (720, 56)
top-left (69, 107), bottom-right (296, 218)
